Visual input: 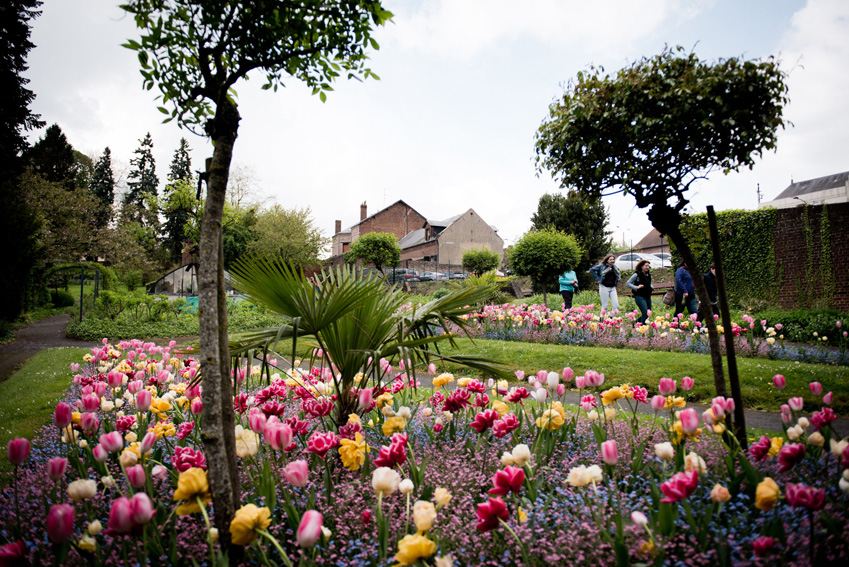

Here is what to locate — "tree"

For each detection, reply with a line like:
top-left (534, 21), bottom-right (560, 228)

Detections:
top-left (90, 147), bottom-right (115, 229)
top-left (531, 191), bottom-right (611, 289)
top-left (163, 138), bottom-right (193, 263)
top-left (462, 248), bottom-right (500, 276)
top-left (509, 228), bottom-right (583, 304)
top-left (344, 232), bottom-right (401, 275)
top-left (27, 123), bottom-right (77, 190)
top-left (122, 0), bottom-right (391, 548)
top-left (123, 132), bottom-right (159, 227)
top-left (247, 205), bottom-right (327, 266)
top-left (534, 46), bottom-right (788, 444)
top-left (0, 0), bottom-right (44, 321)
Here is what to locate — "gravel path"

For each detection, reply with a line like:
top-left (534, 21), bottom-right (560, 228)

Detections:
top-left (2, 315), bottom-right (845, 435)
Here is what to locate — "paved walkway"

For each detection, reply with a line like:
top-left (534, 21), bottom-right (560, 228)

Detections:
top-left (2, 315), bottom-right (845, 436)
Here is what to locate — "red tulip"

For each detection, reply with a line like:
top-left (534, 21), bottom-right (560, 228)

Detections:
top-left (6, 438), bottom-right (30, 466)
top-left (660, 470), bottom-right (699, 503)
top-left (785, 483), bottom-right (826, 510)
top-left (752, 536), bottom-right (775, 557)
top-left (47, 504), bottom-right (75, 543)
top-left (476, 497), bottom-right (509, 532)
top-left (777, 443), bottom-right (806, 473)
top-left (46, 457), bottom-right (69, 481)
top-left (488, 466), bottom-right (525, 496)
top-left (0, 540), bottom-right (27, 564)
top-left (469, 409), bottom-right (500, 433)
top-left (54, 402), bottom-right (73, 429)
top-left (107, 497), bottom-right (135, 534)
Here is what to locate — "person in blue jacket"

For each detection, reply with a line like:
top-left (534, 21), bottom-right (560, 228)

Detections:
top-left (674, 261), bottom-right (698, 318)
top-left (589, 254), bottom-right (620, 312)
top-left (558, 266), bottom-right (578, 310)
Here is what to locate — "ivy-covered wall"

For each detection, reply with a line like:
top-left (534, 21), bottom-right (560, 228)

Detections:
top-left (669, 203), bottom-right (849, 311)
top-left (671, 208), bottom-right (779, 305)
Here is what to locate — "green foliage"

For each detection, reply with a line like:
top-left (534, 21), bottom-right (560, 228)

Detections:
top-left (509, 228), bottom-right (583, 300)
top-left (462, 248), bottom-right (500, 276)
top-left (247, 205), bottom-right (328, 267)
top-left (163, 138), bottom-right (193, 263)
top-left (123, 132), bottom-right (159, 227)
top-left (123, 270), bottom-right (144, 292)
top-left (50, 289), bottom-right (75, 308)
top-left (674, 208), bottom-right (778, 304)
top-left (531, 191), bottom-right (611, 289)
top-left (27, 124), bottom-right (76, 190)
top-left (450, 272), bottom-right (510, 304)
top-left (752, 307), bottom-right (847, 346)
top-left (431, 288), bottom-right (452, 300)
top-left (344, 232), bottom-right (401, 274)
top-left (89, 147), bottom-right (115, 228)
top-left (534, 46), bottom-right (788, 224)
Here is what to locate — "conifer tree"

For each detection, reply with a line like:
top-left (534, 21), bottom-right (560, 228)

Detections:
top-left (123, 132), bottom-right (159, 227)
top-left (90, 147), bottom-right (115, 228)
top-left (28, 123), bottom-right (76, 190)
top-left (163, 138), bottom-right (193, 263)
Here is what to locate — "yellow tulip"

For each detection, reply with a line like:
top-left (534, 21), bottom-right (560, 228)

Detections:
top-left (229, 503), bottom-right (272, 546)
top-left (394, 534), bottom-right (436, 566)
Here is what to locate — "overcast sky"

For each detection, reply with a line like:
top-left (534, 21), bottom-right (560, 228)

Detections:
top-left (25, 0), bottom-right (849, 252)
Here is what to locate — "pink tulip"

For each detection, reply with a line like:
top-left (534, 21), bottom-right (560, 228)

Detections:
top-left (127, 380), bottom-right (144, 394)
top-left (679, 408), bottom-right (700, 435)
top-left (702, 410), bottom-right (715, 426)
top-left (781, 412), bottom-right (793, 425)
top-left (556, 383), bottom-right (566, 396)
top-left (46, 457), bottom-right (69, 481)
top-left (428, 363), bottom-right (436, 374)
top-left (562, 367), bottom-right (574, 382)
top-left (265, 423), bottom-right (294, 451)
top-left (140, 432), bottom-right (157, 454)
top-left (0, 541), bottom-right (27, 563)
top-left (92, 444), bottom-right (108, 462)
top-left (514, 370), bottom-right (525, 381)
top-left (82, 393), bottom-right (100, 412)
top-left (476, 497), bottom-right (509, 532)
top-left (536, 370), bottom-right (548, 382)
top-left (658, 378), bottom-right (676, 396)
top-left (357, 388), bottom-right (374, 411)
top-left (785, 483), bottom-right (826, 510)
top-left (788, 397), bottom-right (804, 412)
top-left (777, 443), bottom-right (806, 473)
top-left (126, 464), bottom-right (147, 488)
top-left (488, 466), bottom-right (526, 496)
top-left (93, 382), bottom-right (107, 397)
top-left (249, 409), bottom-right (267, 434)
top-left (780, 404), bottom-right (790, 415)
top-left (574, 374), bottom-right (587, 389)
top-left (130, 492), bottom-right (155, 525)
top-left (823, 391), bottom-right (833, 405)
top-left (297, 510), bottom-right (323, 547)
top-left (809, 382), bottom-right (822, 396)
top-left (70, 362), bottom-right (80, 372)
top-left (100, 431), bottom-right (124, 453)
top-left (660, 470), bottom-right (699, 503)
top-left (584, 370), bottom-right (604, 388)
top-left (47, 504), bottom-right (75, 543)
top-left (600, 440), bottom-right (618, 465)
top-left (54, 402), bottom-right (73, 429)
top-left (306, 432), bottom-right (337, 459)
top-left (772, 375), bottom-right (786, 390)
top-left (136, 390), bottom-right (152, 412)
top-left (152, 465), bottom-right (168, 479)
top-left (190, 398), bottom-right (203, 414)
top-left (283, 460), bottom-right (309, 487)
top-left (7, 438), bottom-right (30, 465)
top-left (80, 412), bottom-right (100, 434)
top-left (107, 370), bottom-right (124, 388)
top-left (681, 376), bottom-right (694, 391)
top-left (108, 497), bottom-right (135, 534)
top-left (650, 395), bottom-right (666, 412)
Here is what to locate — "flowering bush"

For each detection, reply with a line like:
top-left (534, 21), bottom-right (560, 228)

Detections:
top-left (1, 339), bottom-right (847, 566)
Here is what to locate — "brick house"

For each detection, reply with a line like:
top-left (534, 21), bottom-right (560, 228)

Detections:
top-left (629, 228), bottom-right (670, 258)
top-left (329, 200), bottom-right (427, 262)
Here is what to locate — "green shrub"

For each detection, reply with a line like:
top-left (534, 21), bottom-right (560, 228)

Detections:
top-left (0, 320), bottom-right (13, 343)
top-left (431, 288), bottom-right (452, 300)
top-left (50, 289), bottom-right (75, 308)
top-left (575, 289), bottom-right (601, 307)
top-left (753, 307), bottom-right (847, 346)
top-left (124, 270), bottom-right (144, 292)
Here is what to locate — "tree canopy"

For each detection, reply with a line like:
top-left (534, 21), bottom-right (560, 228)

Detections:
top-left (90, 147), bottom-right (115, 229)
top-left (531, 191), bottom-right (610, 288)
top-left (509, 228), bottom-right (583, 304)
top-left (344, 232), bottom-right (401, 275)
top-left (27, 123), bottom-right (76, 190)
top-left (462, 248), bottom-right (500, 276)
top-left (247, 205), bottom-right (327, 267)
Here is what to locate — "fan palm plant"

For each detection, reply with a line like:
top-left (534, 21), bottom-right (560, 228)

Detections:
top-left (228, 258), bottom-right (511, 427)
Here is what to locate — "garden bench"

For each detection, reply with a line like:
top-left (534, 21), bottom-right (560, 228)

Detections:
top-left (625, 281), bottom-right (673, 297)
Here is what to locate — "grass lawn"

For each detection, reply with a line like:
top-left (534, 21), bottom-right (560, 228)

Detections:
top-left (0, 347), bottom-right (89, 476)
top-left (436, 338), bottom-right (849, 414)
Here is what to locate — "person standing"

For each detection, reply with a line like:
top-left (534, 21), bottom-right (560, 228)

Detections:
top-left (558, 266), bottom-right (578, 310)
top-left (697, 263), bottom-right (719, 322)
top-left (590, 254), bottom-right (620, 313)
top-left (674, 261), bottom-right (698, 318)
top-left (626, 259), bottom-right (653, 324)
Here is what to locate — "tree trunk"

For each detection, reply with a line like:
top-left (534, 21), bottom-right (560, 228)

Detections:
top-left (649, 207), bottom-right (728, 400)
top-left (199, 97), bottom-right (241, 550)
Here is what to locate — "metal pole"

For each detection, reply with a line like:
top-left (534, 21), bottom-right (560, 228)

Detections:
top-left (707, 206), bottom-right (746, 448)
top-left (79, 266), bottom-right (85, 322)
top-left (94, 269), bottom-right (99, 300)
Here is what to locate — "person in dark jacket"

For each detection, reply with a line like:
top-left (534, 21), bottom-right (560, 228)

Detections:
top-left (589, 254), bottom-right (620, 313)
top-left (626, 259), bottom-right (653, 324)
top-left (697, 263), bottom-right (719, 322)
top-left (674, 261), bottom-right (698, 318)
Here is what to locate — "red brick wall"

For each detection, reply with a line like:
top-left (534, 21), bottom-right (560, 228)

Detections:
top-left (351, 202), bottom-right (426, 242)
top-left (774, 203), bottom-right (849, 311)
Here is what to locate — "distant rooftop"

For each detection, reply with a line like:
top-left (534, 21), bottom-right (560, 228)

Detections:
top-left (773, 171), bottom-right (849, 200)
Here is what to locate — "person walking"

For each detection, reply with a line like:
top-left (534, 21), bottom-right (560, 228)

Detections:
top-left (590, 254), bottom-right (620, 313)
top-left (697, 263), bottom-right (719, 322)
top-left (558, 266), bottom-right (578, 310)
top-left (674, 261), bottom-right (698, 318)
top-left (626, 259), bottom-right (653, 324)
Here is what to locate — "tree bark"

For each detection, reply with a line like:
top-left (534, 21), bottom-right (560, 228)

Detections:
top-left (199, 97), bottom-right (241, 550)
top-left (649, 206), bottom-right (728, 400)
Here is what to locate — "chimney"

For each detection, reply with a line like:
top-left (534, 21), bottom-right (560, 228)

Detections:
top-left (360, 201), bottom-right (367, 221)
top-left (335, 220), bottom-right (341, 234)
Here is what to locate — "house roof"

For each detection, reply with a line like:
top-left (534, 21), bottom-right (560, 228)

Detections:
top-left (349, 199), bottom-right (425, 229)
top-left (633, 228), bottom-right (667, 251)
top-left (427, 214), bottom-right (461, 228)
top-left (773, 171), bottom-right (849, 200)
top-left (398, 228), bottom-right (429, 249)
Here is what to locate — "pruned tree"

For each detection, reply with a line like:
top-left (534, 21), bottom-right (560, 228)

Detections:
top-left (462, 248), bottom-right (500, 276)
top-left (344, 232), bottom-right (401, 275)
top-left (534, 46), bottom-right (788, 444)
top-left (121, 0), bottom-right (392, 549)
top-left (531, 191), bottom-right (611, 289)
top-left (510, 228), bottom-right (583, 304)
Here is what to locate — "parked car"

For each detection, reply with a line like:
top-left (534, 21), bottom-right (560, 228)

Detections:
top-left (448, 272), bottom-right (468, 279)
top-left (655, 253), bottom-right (672, 265)
top-left (614, 252), bottom-right (669, 271)
top-left (387, 268), bottom-right (420, 284)
top-left (420, 271), bottom-right (449, 281)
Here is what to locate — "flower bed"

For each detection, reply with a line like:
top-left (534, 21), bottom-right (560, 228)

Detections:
top-left (452, 304), bottom-right (849, 366)
top-left (1, 340), bottom-right (847, 566)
